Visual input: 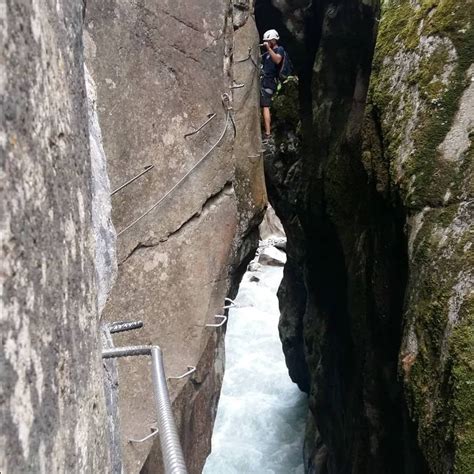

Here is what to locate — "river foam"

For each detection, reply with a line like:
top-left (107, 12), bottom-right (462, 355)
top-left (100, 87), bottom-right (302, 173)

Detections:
top-left (204, 247), bottom-right (307, 474)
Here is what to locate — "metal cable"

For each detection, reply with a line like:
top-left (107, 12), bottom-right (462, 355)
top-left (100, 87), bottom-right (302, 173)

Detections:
top-left (234, 47), bottom-right (252, 63)
top-left (103, 346), bottom-right (188, 474)
top-left (234, 47), bottom-right (259, 69)
top-left (118, 95), bottom-right (233, 237)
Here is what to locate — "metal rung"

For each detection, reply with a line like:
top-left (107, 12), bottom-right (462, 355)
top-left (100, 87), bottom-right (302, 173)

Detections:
top-left (111, 165), bottom-right (154, 196)
top-left (184, 113), bottom-right (216, 138)
top-left (168, 366), bottom-right (196, 380)
top-left (223, 297), bottom-right (236, 309)
top-left (117, 94), bottom-right (232, 237)
top-left (231, 83), bottom-right (245, 89)
top-left (206, 315), bottom-right (227, 328)
top-left (109, 321), bottom-right (144, 334)
top-left (129, 428), bottom-right (159, 443)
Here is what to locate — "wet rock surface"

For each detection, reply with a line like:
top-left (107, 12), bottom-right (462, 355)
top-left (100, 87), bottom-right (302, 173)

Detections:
top-left (261, 0), bottom-right (473, 472)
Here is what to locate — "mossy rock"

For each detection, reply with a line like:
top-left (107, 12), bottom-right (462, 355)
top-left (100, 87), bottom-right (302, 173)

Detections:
top-left (366, 1), bottom-right (474, 471)
top-left (369, 0), bottom-right (474, 208)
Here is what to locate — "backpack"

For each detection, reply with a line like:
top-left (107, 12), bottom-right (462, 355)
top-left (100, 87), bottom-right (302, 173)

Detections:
top-left (278, 50), bottom-right (294, 82)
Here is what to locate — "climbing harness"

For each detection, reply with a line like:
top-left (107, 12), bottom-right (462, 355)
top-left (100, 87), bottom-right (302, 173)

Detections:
top-left (117, 94), bottom-right (235, 237)
top-left (111, 165), bottom-right (154, 196)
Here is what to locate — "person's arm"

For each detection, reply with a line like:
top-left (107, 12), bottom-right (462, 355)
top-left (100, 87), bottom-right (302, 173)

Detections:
top-left (264, 43), bottom-right (282, 65)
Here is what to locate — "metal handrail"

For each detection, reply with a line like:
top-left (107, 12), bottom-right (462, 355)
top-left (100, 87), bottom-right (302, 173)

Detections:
top-left (102, 346), bottom-right (188, 474)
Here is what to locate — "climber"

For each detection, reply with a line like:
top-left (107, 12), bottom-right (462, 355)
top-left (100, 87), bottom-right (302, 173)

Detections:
top-left (260, 29), bottom-right (285, 142)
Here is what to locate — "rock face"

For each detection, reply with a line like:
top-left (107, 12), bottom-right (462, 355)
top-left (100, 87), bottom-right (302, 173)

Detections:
top-left (259, 204), bottom-right (285, 239)
top-left (1, 2), bottom-right (110, 472)
top-left (85, 66), bottom-right (118, 315)
top-left (370, 3), bottom-right (473, 471)
top-left (84, 1), bottom-right (266, 472)
top-left (263, 0), bottom-right (473, 473)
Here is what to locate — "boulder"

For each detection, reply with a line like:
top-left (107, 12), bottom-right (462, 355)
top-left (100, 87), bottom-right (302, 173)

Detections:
top-left (258, 246), bottom-right (287, 266)
top-left (259, 205), bottom-right (286, 239)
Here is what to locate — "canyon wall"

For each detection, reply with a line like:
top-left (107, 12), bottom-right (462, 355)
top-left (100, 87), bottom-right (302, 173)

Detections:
top-left (1, 2), bottom-right (111, 471)
top-left (263, 0), bottom-right (473, 472)
top-left (2, 0), bottom-right (265, 472)
top-left (84, 0), bottom-right (266, 472)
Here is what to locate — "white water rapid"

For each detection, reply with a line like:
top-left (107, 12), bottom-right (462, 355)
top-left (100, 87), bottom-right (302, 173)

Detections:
top-left (204, 242), bottom-right (307, 474)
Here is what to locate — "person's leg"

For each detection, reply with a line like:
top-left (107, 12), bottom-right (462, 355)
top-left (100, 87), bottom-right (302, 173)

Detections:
top-left (263, 106), bottom-right (271, 136)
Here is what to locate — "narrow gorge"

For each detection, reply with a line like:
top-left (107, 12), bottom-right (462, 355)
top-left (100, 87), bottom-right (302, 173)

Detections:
top-left (2, 1), bottom-right (473, 474)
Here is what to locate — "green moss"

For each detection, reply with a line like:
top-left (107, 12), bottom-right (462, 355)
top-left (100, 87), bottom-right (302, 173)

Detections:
top-left (401, 202), bottom-right (474, 472)
top-left (272, 76), bottom-right (301, 127)
top-left (359, 2), bottom-right (474, 471)
top-left (451, 300), bottom-right (474, 473)
top-left (369, 0), bottom-right (474, 208)
top-left (271, 76), bottom-right (302, 152)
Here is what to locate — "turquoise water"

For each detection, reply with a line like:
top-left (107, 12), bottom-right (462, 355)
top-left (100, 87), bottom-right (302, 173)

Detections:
top-left (203, 252), bottom-right (307, 474)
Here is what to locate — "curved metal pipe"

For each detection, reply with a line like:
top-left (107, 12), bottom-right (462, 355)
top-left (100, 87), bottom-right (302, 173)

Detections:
top-left (151, 348), bottom-right (188, 474)
top-left (102, 346), bottom-right (188, 474)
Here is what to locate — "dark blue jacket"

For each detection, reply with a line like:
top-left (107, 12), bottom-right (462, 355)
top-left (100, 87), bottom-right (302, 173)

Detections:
top-left (261, 46), bottom-right (285, 90)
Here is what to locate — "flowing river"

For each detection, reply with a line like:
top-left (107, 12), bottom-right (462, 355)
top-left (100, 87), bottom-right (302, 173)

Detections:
top-left (204, 243), bottom-right (307, 474)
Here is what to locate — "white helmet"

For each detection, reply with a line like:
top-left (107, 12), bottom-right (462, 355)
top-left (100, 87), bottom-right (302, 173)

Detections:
top-left (263, 29), bottom-right (280, 41)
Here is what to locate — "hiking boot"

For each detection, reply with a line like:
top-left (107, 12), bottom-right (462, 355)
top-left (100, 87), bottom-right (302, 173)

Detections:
top-left (262, 133), bottom-right (272, 146)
